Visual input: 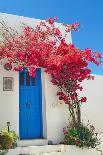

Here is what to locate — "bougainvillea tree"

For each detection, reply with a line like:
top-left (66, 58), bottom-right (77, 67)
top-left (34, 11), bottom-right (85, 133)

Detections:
top-left (0, 17), bottom-right (102, 128)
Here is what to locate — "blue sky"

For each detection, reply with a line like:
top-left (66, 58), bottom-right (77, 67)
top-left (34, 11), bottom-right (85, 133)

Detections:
top-left (0, 0), bottom-right (103, 74)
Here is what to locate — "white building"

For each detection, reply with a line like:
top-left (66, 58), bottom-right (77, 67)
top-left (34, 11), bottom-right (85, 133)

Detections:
top-left (0, 13), bottom-right (103, 147)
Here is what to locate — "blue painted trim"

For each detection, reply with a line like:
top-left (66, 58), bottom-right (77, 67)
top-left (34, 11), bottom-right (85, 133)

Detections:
top-left (37, 68), bottom-right (43, 138)
top-left (19, 72), bottom-right (21, 139)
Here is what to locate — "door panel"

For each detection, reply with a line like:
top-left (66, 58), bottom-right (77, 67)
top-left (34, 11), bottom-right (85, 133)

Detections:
top-left (19, 68), bottom-right (43, 139)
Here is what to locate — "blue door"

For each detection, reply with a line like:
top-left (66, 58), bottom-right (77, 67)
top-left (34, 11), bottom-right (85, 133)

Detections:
top-left (19, 68), bottom-right (43, 139)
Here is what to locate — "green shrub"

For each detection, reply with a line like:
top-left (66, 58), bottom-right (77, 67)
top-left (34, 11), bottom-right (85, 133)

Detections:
top-left (0, 128), bottom-right (18, 150)
top-left (0, 151), bottom-right (7, 155)
top-left (63, 123), bottom-right (101, 148)
top-left (0, 134), bottom-right (12, 149)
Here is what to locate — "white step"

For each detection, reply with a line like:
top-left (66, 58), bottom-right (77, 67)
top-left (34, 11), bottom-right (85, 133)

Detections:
top-left (17, 139), bottom-right (48, 147)
top-left (6, 145), bottom-right (64, 155)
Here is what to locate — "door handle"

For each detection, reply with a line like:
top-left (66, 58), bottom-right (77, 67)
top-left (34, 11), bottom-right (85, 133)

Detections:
top-left (28, 103), bottom-right (31, 108)
top-left (26, 103), bottom-right (31, 108)
top-left (26, 103), bottom-right (28, 107)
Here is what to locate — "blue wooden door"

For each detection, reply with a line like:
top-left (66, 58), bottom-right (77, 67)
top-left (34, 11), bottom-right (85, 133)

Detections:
top-left (19, 68), bottom-right (43, 139)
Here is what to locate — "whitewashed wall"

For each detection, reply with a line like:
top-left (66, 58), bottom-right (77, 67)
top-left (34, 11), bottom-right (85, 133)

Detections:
top-left (81, 75), bottom-right (103, 132)
top-left (44, 73), bottom-right (70, 144)
top-left (0, 63), bottom-right (19, 134)
top-left (0, 13), bottom-right (103, 145)
top-left (44, 73), bottom-right (103, 143)
top-left (0, 13), bottom-right (71, 144)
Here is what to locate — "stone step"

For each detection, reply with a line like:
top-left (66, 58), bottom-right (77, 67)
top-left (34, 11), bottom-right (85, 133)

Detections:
top-left (6, 145), bottom-right (64, 155)
top-left (6, 145), bottom-right (100, 155)
top-left (17, 139), bottom-right (48, 147)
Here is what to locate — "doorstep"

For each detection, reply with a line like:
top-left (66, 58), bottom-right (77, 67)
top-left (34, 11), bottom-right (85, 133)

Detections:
top-left (17, 139), bottom-right (48, 147)
top-left (6, 145), bottom-right (65, 155)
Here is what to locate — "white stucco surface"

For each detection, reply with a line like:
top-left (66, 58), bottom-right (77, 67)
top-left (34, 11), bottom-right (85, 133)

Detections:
top-left (0, 13), bottom-right (103, 146)
top-left (0, 63), bottom-right (19, 134)
top-left (0, 13), bottom-right (71, 144)
top-left (44, 73), bottom-right (70, 144)
top-left (81, 75), bottom-right (103, 132)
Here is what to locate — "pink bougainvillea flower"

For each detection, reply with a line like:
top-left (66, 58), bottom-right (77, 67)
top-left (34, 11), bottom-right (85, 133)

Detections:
top-left (0, 17), bottom-right (102, 127)
top-left (47, 17), bottom-right (55, 25)
top-left (54, 28), bottom-right (61, 36)
top-left (75, 140), bottom-right (81, 146)
top-left (80, 97), bottom-right (87, 103)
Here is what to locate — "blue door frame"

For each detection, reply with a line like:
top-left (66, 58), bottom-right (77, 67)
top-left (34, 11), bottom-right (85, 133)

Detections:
top-left (19, 68), bottom-right (43, 139)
